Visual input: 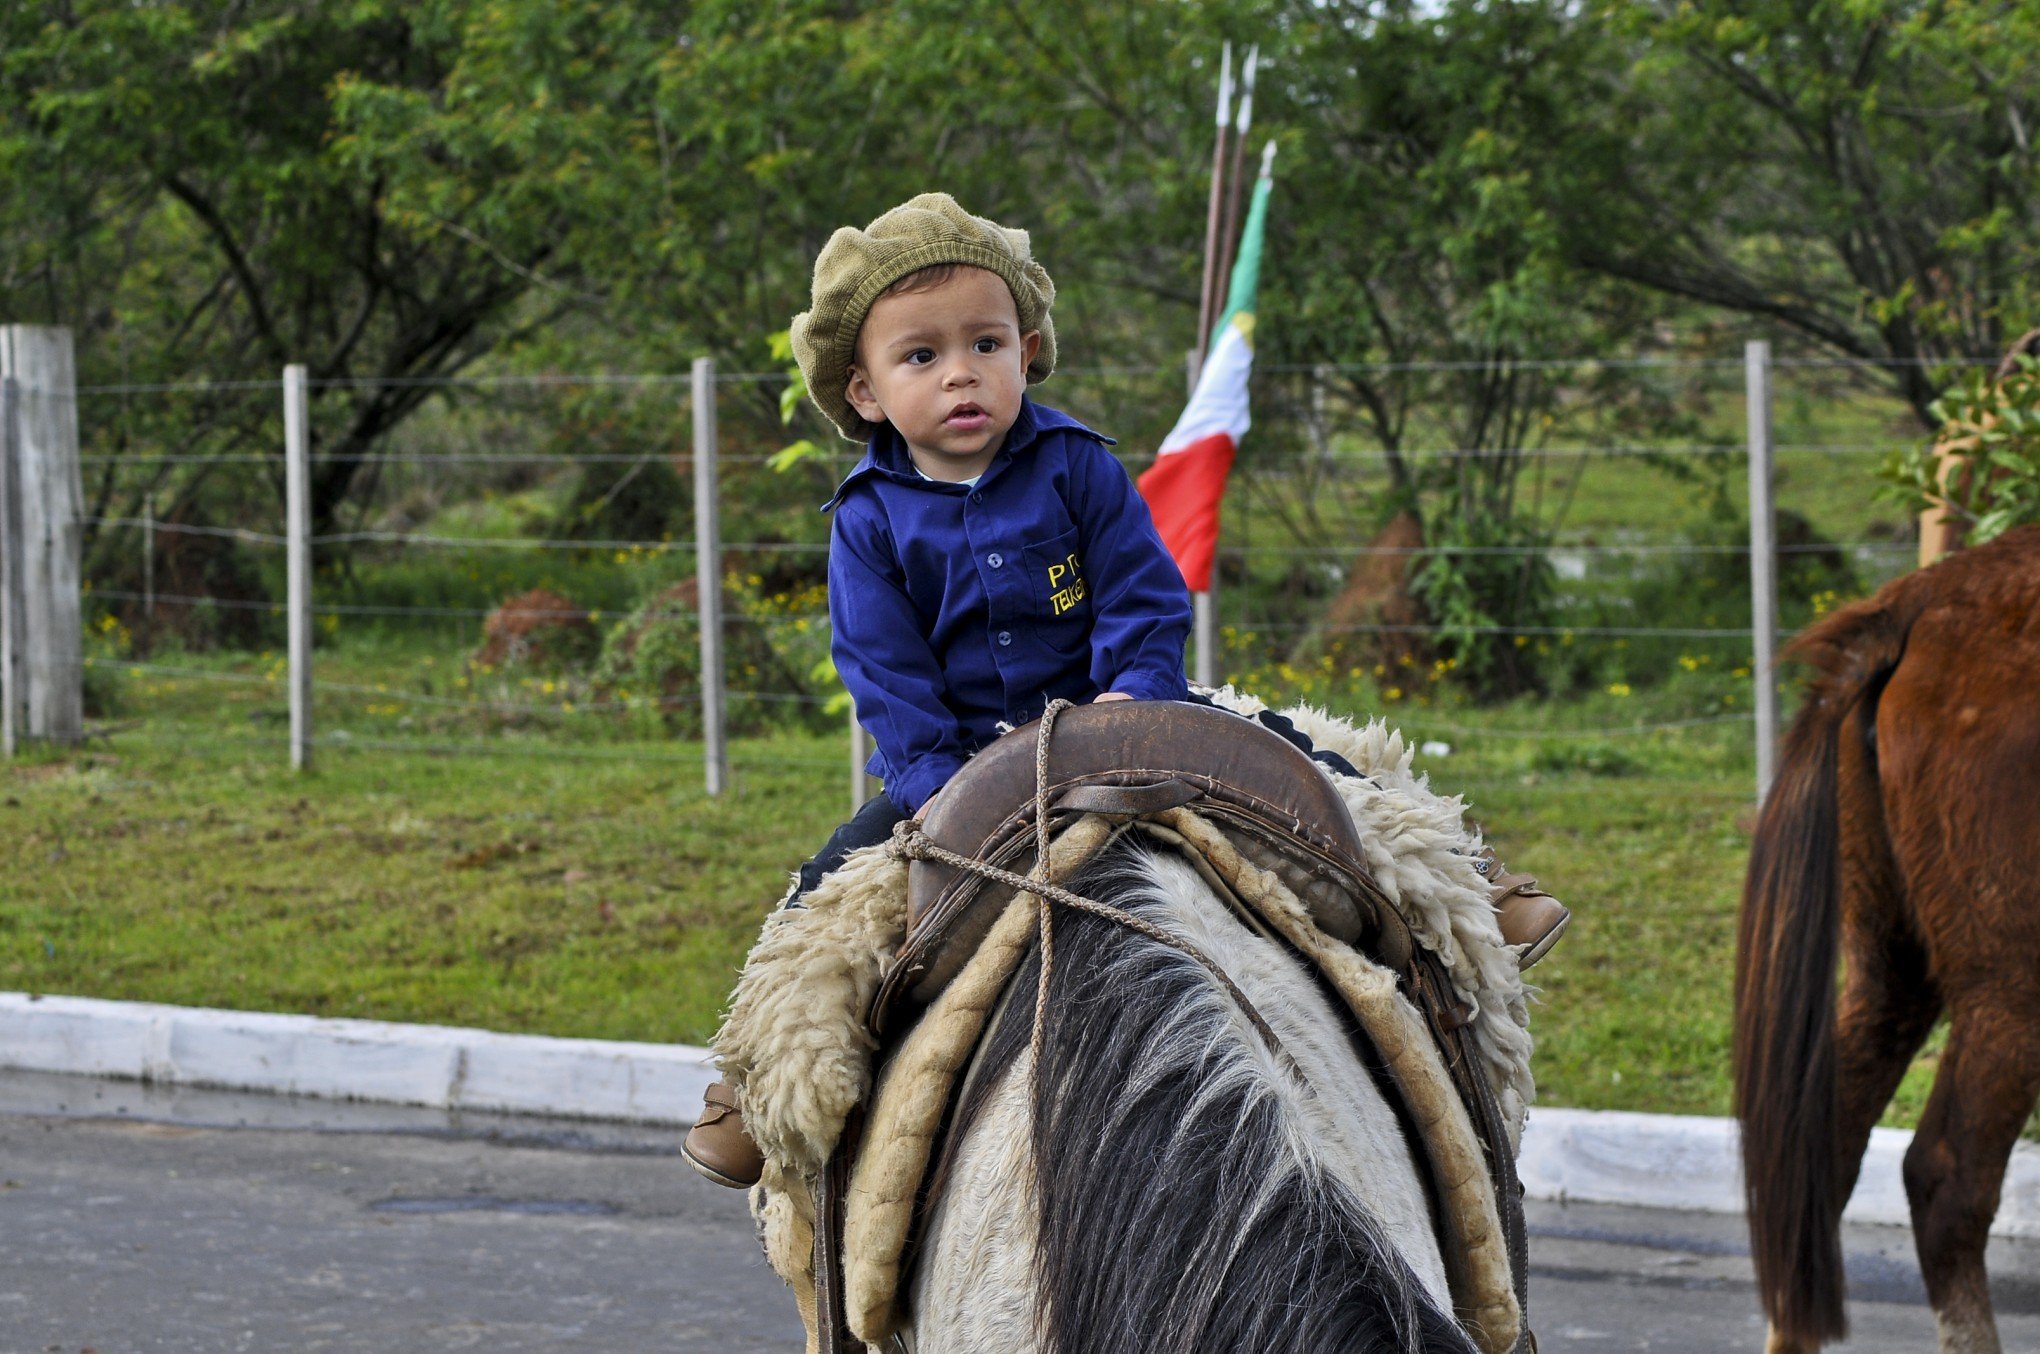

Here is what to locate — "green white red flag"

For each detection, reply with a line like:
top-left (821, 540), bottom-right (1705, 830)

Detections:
top-left (1138, 143), bottom-right (1275, 592)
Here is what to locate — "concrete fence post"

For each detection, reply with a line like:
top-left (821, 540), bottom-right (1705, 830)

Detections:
top-left (849, 711), bottom-right (870, 811)
top-left (283, 363), bottom-right (312, 771)
top-left (0, 325), bottom-right (84, 750)
top-left (0, 374), bottom-right (23, 756)
top-left (692, 357), bottom-right (727, 796)
top-left (1745, 340), bottom-right (1780, 802)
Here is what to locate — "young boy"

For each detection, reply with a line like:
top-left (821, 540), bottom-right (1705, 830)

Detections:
top-left (682, 194), bottom-right (1566, 1189)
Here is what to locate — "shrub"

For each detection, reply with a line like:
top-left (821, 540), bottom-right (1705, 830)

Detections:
top-left (594, 572), bottom-right (833, 736)
top-left (1411, 510), bottom-right (1558, 699)
top-left (1879, 348), bottom-right (2040, 547)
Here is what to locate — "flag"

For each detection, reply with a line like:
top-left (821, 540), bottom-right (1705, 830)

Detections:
top-left (1139, 143), bottom-right (1275, 592)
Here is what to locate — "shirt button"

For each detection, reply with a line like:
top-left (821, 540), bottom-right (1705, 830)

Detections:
top-left (997, 631), bottom-right (1013, 647)
top-left (970, 491), bottom-right (984, 504)
top-left (988, 552), bottom-right (1004, 569)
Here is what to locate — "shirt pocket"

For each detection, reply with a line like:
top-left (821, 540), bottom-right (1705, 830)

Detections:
top-left (1020, 526), bottom-right (1093, 650)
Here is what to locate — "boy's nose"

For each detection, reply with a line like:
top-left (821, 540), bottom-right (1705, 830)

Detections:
top-left (942, 362), bottom-right (978, 388)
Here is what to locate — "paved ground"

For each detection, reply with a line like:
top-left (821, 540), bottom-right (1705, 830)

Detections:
top-left (5, 1072), bottom-right (2040, 1351)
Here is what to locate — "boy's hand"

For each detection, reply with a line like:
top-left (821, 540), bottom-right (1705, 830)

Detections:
top-left (1093, 691), bottom-right (1132, 703)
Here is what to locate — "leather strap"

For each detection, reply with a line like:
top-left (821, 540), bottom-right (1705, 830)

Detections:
top-left (1051, 778), bottom-right (1201, 818)
top-left (1412, 953), bottom-right (1532, 1346)
top-left (1479, 846), bottom-right (1554, 906)
top-left (812, 1117), bottom-right (860, 1353)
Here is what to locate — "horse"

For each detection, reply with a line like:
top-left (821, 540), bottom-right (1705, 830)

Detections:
top-left (1736, 523), bottom-right (2040, 1353)
top-left (725, 699), bottom-right (1527, 1352)
top-left (904, 834), bottom-right (1482, 1353)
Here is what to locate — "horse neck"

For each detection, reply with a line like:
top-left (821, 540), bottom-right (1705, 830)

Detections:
top-left (914, 844), bottom-right (1474, 1354)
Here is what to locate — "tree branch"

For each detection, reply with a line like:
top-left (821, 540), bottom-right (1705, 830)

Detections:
top-left (160, 173), bottom-right (285, 364)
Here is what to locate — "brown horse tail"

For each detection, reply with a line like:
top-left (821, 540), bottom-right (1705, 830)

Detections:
top-left (1735, 587), bottom-right (1922, 1346)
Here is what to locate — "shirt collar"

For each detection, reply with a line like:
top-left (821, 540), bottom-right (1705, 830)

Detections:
top-left (819, 398), bottom-right (1112, 511)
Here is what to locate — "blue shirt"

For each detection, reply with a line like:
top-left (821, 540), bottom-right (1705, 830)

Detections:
top-left (824, 399), bottom-right (1192, 812)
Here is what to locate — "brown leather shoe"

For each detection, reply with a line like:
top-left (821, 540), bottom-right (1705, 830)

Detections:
top-left (1477, 847), bottom-right (1571, 968)
top-left (682, 1080), bottom-right (764, 1189)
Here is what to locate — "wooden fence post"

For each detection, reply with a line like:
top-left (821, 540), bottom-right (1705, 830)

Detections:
top-left (693, 357), bottom-right (728, 796)
top-left (142, 491), bottom-right (156, 632)
top-left (1745, 340), bottom-right (1779, 802)
top-left (283, 363), bottom-right (313, 771)
top-left (0, 326), bottom-right (83, 749)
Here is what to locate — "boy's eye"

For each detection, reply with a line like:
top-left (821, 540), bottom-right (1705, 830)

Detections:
top-left (905, 348), bottom-right (935, 365)
top-left (973, 337), bottom-right (1001, 355)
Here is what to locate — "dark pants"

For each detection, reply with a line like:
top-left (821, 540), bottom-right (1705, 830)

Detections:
top-left (789, 791), bottom-right (910, 906)
top-left (785, 695), bottom-right (1361, 909)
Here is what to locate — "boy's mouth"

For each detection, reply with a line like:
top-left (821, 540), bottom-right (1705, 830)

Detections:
top-left (943, 402), bottom-right (989, 431)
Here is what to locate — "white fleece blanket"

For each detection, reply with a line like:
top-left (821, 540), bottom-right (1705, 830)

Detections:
top-left (1208, 686), bottom-right (1536, 1145)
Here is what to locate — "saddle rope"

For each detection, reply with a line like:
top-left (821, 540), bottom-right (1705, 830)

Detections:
top-left (884, 698), bottom-right (1285, 1084)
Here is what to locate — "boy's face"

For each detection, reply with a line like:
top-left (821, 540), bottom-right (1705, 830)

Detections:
top-left (844, 266), bottom-right (1043, 481)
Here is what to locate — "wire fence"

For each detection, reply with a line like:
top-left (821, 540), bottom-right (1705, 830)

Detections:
top-left (36, 347), bottom-right (1935, 805)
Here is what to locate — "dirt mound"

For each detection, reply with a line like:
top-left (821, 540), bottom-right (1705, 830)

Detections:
top-left (1298, 510), bottom-right (1434, 672)
top-left (474, 589), bottom-right (598, 670)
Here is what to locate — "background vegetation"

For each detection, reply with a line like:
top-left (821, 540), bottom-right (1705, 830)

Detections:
top-left (7, 0), bottom-right (2037, 664)
top-left (5, 0), bottom-right (2038, 1123)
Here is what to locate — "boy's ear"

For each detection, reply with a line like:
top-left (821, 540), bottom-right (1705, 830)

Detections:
top-left (1020, 330), bottom-right (1042, 369)
top-left (845, 364), bottom-right (885, 425)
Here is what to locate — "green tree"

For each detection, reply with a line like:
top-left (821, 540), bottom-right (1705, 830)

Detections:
top-left (1567, 0), bottom-right (2040, 424)
top-left (0, 1), bottom-right (676, 552)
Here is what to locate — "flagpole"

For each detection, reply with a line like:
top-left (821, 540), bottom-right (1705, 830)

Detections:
top-left (1191, 354), bottom-right (1217, 688)
top-left (1191, 43), bottom-right (1235, 689)
top-left (1195, 42), bottom-right (1234, 365)
top-left (1194, 139), bottom-right (1276, 691)
top-left (1215, 45), bottom-right (1259, 309)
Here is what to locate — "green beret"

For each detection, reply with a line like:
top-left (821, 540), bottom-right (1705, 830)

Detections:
top-left (790, 193), bottom-right (1057, 443)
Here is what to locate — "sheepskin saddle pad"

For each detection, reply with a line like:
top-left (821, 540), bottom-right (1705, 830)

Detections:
top-left (713, 692), bottom-right (1536, 1353)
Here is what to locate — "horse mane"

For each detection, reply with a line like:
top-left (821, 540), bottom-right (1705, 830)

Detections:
top-left (947, 835), bottom-right (1475, 1354)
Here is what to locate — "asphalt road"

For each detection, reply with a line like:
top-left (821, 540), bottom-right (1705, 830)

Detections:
top-left (4, 1072), bottom-right (2040, 1352)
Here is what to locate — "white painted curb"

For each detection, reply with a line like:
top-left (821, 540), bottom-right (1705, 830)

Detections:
top-left (0, 992), bottom-right (715, 1126)
top-left (9, 991), bottom-right (2040, 1239)
top-left (1520, 1106), bottom-right (2040, 1239)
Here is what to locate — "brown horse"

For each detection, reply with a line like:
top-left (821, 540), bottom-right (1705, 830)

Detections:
top-left (1737, 523), bottom-right (2040, 1353)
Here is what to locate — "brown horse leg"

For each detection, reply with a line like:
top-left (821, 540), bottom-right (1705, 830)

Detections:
top-left (1832, 730), bottom-right (1940, 1219)
top-left (1901, 1006), bottom-right (2040, 1354)
top-left (1831, 949), bottom-right (1940, 1209)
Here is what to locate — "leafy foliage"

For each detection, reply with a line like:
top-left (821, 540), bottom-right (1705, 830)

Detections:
top-left (1411, 510), bottom-right (1558, 697)
top-left (1879, 356), bottom-right (2040, 545)
top-left (10, 0), bottom-right (2040, 697)
top-left (593, 572), bottom-right (833, 737)
top-left (1572, 0), bottom-right (2040, 423)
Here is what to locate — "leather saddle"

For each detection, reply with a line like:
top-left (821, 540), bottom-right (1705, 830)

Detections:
top-left (870, 700), bottom-right (1416, 1035)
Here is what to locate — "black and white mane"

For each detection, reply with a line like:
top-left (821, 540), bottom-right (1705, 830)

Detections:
top-left (909, 836), bottom-right (1476, 1353)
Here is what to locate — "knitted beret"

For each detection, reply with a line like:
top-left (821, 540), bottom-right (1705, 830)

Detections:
top-left (790, 193), bottom-right (1057, 442)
